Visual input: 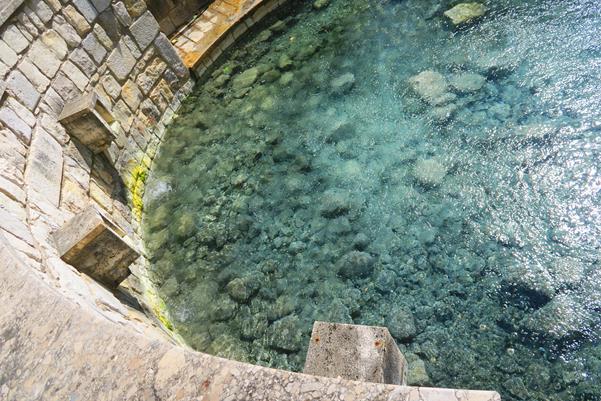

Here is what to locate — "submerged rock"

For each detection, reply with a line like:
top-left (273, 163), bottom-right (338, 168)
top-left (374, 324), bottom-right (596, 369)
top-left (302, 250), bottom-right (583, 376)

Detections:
top-left (320, 188), bottom-right (353, 217)
top-left (268, 315), bottom-right (303, 351)
top-left (336, 251), bottom-right (375, 278)
top-left (407, 357), bottom-right (430, 386)
top-left (232, 67), bottom-right (259, 90)
top-left (330, 73), bottom-right (355, 95)
top-left (326, 122), bottom-right (356, 143)
top-left (278, 54), bottom-right (293, 70)
top-left (413, 158), bottom-right (448, 186)
top-left (449, 72), bottom-right (486, 93)
top-left (523, 293), bottom-right (593, 340)
top-left (226, 274), bottom-right (262, 303)
top-left (444, 3), bottom-right (487, 26)
top-left (313, 0), bottom-right (329, 10)
top-left (388, 306), bottom-right (417, 341)
top-left (408, 70), bottom-right (448, 104)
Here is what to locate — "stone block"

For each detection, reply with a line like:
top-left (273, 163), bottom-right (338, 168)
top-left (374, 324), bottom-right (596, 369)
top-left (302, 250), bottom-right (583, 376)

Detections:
top-left (106, 39), bottom-right (136, 81)
top-left (154, 33), bottom-right (188, 78)
top-left (70, 48), bottom-right (97, 77)
top-left (303, 321), bottom-right (408, 385)
top-left (59, 91), bottom-right (116, 154)
top-left (53, 15), bottom-right (83, 48)
top-left (52, 205), bottom-right (140, 288)
top-left (82, 31), bottom-right (107, 63)
top-left (24, 127), bottom-right (63, 207)
top-left (0, 80), bottom-right (6, 100)
top-left (63, 5), bottom-right (92, 36)
top-left (2, 25), bottom-right (30, 54)
top-left (0, 40), bottom-right (18, 68)
top-left (18, 59), bottom-right (50, 92)
top-left (28, 40), bottom-right (62, 78)
top-left (129, 10), bottom-right (159, 50)
top-left (6, 70), bottom-right (40, 110)
top-left (41, 30), bottom-right (69, 60)
top-left (73, 0), bottom-right (99, 23)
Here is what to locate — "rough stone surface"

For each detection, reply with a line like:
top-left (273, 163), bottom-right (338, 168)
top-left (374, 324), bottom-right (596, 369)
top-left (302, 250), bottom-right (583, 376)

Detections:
top-left (304, 321), bottom-right (408, 385)
top-left (2, 25), bottom-right (29, 54)
top-left (6, 70), bottom-right (40, 110)
top-left (28, 40), bottom-right (62, 78)
top-left (58, 91), bottom-right (116, 153)
top-left (82, 31), bottom-right (108, 63)
top-left (52, 205), bottom-right (139, 288)
top-left (0, 106), bottom-right (32, 143)
top-left (106, 39), bottom-right (137, 81)
top-left (129, 10), bottom-right (160, 50)
top-left (24, 127), bottom-right (63, 206)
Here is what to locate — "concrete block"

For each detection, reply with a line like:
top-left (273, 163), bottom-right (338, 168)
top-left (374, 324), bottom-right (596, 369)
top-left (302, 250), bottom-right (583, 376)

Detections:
top-left (52, 205), bottom-right (140, 288)
top-left (59, 90), bottom-right (116, 154)
top-left (303, 321), bottom-right (408, 385)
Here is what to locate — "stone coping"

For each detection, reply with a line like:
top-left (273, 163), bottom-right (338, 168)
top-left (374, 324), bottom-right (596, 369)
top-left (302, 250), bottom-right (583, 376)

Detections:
top-left (0, 230), bottom-right (501, 401)
top-left (171, 0), bottom-right (273, 72)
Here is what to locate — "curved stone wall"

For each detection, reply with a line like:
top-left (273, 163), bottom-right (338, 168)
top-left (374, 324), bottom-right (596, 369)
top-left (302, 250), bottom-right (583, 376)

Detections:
top-left (0, 1), bottom-right (501, 400)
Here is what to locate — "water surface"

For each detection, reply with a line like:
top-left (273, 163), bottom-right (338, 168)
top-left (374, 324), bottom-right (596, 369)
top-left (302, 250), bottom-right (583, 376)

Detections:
top-left (144, 1), bottom-right (601, 399)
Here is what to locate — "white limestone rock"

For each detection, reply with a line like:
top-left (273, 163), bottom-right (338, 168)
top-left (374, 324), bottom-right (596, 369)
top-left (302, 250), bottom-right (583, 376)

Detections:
top-left (444, 3), bottom-right (487, 26)
top-left (408, 70), bottom-right (449, 104)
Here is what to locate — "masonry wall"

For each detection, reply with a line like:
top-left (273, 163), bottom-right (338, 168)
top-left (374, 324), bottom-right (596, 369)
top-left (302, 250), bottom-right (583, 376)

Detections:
top-left (145, 0), bottom-right (211, 36)
top-left (0, 0), bottom-right (192, 334)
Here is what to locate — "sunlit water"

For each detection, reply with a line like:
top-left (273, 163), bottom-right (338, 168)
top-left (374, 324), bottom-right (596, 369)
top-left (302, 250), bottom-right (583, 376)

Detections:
top-left (143, 1), bottom-right (601, 399)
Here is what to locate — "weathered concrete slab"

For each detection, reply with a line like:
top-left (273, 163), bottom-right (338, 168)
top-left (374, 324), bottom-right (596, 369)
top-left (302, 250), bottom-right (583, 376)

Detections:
top-left (58, 90), bottom-right (116, 154)
top-left (52, 205), bottom-right (139, 288)
top-left (304, 321), bottom-right (408, 385)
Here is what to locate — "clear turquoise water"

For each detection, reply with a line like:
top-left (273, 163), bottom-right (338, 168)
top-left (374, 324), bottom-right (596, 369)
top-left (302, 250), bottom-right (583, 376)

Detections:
top-left (143, 1), bottom-right (601, 399)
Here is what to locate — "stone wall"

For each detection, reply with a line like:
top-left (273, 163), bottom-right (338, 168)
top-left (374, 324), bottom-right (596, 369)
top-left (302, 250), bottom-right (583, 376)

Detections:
top-left (0, 0), bottom-right (192, 335)
top-left (145, 0), bottom-right (211, 36)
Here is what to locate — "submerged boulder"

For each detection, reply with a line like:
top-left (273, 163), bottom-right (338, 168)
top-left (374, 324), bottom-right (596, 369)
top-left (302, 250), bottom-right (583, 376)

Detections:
top-left (413, 158), bottom-right (448, 186)
top-left (407, 357), bottom-right (430, 386)
top-left (444, 3), bottom-right (487, 26)
top-left (523, 293), bottom-right (593, 340)
top-left (320, 188), bottom-right (353, 217)
top-left (336, 251), bottom-right (375, 278)
top-left (330, 73), bottom-right (356, 95)
top-left (449, 72), bottom-right (486, 93)
top-left (232, 67), bottom-right (259, 91)
top-left (387, 306), bottom-right (417, 341)
top-left (226, 274), bottom-right (262, 303)
top-left (313, 0), bottom-right (329, 10)
top-left (408, 70), bottom-right (449, 104)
